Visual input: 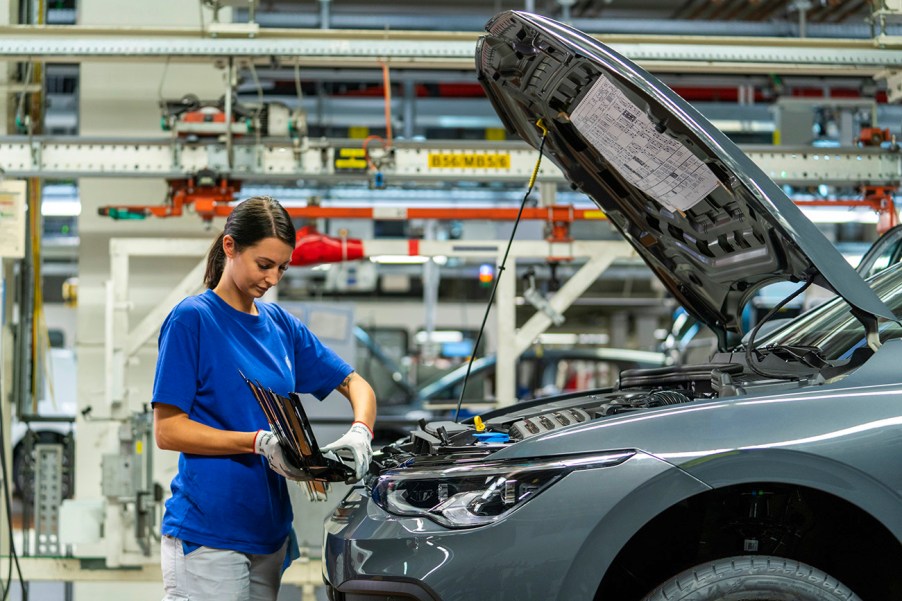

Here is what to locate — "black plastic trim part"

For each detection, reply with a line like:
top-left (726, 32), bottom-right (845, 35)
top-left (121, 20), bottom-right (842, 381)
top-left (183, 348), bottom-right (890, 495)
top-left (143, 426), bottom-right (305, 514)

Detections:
top-left (336, 577), bottom-right (443, 601)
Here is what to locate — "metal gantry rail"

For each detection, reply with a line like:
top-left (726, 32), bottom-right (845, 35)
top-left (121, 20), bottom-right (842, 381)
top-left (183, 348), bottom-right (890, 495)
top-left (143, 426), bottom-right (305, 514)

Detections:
top-left (0, 137), bottom-right (899, 185)
top-left (1, 26), bottom-right (902, 75)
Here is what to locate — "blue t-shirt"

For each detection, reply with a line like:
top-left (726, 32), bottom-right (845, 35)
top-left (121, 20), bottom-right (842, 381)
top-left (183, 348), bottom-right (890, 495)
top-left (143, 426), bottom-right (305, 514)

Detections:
top-left (151, 289), bottom-right (352, 554)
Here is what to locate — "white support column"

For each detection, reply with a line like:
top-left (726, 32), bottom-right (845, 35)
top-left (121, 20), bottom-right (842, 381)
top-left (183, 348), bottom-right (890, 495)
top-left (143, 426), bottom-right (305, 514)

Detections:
top-left (421, 222), bottom-right (439, 361)
top-left (494, 253), bottom-right (518, 407)
top-left (539, 181), bottom-right (557, 207)
top-left (107, 244), bottom-right (131, 415)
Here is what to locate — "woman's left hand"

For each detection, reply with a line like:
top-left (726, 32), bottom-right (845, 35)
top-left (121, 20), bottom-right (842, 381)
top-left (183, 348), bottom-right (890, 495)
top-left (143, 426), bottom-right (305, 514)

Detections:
top-left (321, 422), bottom-right (373, 482)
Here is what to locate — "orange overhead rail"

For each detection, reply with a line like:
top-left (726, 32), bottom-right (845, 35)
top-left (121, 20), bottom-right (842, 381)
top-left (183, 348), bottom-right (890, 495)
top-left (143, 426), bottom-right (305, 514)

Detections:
top-left (98, 178), bottom-right (900, 236)
top-left (795, 186), bottom-right (898, 234)
top-left (280, 205), bottom-right (603, 221)
top-left (99, 200), bottom-right (606, 223)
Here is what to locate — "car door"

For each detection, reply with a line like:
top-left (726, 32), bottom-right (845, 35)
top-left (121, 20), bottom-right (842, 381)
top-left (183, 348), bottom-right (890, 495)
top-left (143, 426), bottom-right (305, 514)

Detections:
top-left (858, 224), bottom-right (902, 279)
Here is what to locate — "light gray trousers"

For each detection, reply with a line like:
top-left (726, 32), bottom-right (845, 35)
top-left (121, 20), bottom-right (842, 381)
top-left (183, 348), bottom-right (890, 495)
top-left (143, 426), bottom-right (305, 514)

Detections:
top-left (161, 535), bottom-right (288, 601)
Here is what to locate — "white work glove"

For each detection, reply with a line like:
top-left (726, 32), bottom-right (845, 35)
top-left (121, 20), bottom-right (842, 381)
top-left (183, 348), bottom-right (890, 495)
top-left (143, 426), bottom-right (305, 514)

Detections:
top-left (254, 430), bottom-right (308, 481)
top-left (320, 422), bottom-right (373, 483)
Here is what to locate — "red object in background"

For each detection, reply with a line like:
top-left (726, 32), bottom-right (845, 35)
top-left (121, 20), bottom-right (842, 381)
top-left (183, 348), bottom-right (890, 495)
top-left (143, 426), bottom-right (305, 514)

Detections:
top-left (291, 225), bottom-right (364, 266)
top-left (857, 127), bottom-right (893, 147)
top-left (863, 186), bottom-right (899, 235)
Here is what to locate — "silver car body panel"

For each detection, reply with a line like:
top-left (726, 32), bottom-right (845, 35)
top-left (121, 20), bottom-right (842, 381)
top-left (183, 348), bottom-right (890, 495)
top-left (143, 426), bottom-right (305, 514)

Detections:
top-left (324, 452), bottom-right (710, 600)
top-left (324, 342), bottom-right (902, 600)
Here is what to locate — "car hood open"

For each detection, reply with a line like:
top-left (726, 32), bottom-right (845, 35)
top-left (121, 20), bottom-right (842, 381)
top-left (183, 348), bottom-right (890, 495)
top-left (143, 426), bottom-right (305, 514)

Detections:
top-left (476, 11), bottom-right (894, 348)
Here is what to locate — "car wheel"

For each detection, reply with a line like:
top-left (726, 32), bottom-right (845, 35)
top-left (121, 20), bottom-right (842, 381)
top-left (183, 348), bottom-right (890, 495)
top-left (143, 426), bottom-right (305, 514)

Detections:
top-left (641, 555), bottom-right (862, 601)
top-left (12, 432), bottom-right (74, 504)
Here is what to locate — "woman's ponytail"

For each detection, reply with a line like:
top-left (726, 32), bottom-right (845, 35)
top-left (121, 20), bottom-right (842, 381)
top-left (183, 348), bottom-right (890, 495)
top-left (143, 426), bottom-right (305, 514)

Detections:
top-left (204, 231), bottom-right (227, 289)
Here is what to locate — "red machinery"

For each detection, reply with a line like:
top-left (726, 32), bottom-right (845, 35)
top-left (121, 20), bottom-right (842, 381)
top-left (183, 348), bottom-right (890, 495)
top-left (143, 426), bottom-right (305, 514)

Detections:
top-left (97, 171), bottom-right (239, 220)
top-left (291, 226), bottom-right (364, 266)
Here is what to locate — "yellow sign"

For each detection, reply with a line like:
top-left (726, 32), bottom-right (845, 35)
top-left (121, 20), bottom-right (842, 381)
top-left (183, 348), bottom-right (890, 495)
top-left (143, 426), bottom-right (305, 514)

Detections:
top-left (335, 148), bottom-right (368, 171)
top-left (348, 126), bottom-right (370, 139)
top-left (428, 153), bottom-right (511, 170)
top-left (485, 128), bottom-right (507, 141)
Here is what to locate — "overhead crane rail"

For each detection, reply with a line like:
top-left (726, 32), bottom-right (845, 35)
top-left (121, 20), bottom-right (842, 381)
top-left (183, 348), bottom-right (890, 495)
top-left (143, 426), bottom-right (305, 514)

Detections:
top-left (1, 137), bottom-right (899, 186)
top-left (1, 26), bottom-right (902, 75)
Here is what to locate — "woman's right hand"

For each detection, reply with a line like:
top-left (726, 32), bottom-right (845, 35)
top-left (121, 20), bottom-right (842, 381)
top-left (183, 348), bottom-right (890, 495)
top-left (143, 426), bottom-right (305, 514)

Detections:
top-left (254, 430), bottom-right (310, 480)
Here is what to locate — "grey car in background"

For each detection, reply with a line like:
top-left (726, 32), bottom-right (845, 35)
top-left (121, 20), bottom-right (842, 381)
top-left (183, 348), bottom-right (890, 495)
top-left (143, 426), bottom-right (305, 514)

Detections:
top-left (323, 11), bottom-right (902, 601)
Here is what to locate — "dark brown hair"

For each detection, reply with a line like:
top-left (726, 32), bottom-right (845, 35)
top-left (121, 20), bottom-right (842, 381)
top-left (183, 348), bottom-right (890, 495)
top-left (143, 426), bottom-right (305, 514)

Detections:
top-left (204, 196), bottom-right (296, 289)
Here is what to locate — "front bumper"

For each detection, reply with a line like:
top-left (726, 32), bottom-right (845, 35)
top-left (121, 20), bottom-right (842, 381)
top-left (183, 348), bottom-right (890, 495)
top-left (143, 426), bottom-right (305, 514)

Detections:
top-left (323, 452), bottom-right (704, 601)
top-left (325, 577), bottom-right (440, 600)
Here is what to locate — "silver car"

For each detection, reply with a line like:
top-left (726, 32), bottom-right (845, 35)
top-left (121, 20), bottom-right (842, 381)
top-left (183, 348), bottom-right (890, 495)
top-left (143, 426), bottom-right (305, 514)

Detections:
top-left (323, 11), bottom-right (902, 601)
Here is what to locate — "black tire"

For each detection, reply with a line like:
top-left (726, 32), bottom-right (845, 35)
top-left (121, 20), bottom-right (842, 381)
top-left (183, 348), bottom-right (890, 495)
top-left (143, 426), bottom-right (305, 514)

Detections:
top-left (641, 556), bottom-right (862, 601)
top-left (12, 432), bottom-right (74, 504)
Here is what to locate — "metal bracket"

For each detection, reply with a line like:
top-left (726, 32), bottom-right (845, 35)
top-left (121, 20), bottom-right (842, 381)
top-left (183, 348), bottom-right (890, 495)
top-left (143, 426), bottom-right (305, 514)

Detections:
top-left (523, 272), bottom-right (565, 327)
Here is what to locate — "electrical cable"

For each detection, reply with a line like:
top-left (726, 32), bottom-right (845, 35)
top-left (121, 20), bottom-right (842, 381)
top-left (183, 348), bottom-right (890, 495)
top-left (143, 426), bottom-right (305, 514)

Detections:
top-left (453, 120), bottom-right (549, 423)
top-left (361, 135), bottom-right (387, 171)
top-left (380, 62), bottom-right (393, 146)
top-left (247, 62), bottom-right (264, 156)
top-left (744, 279), bottom-right (813, 380)
top-left (292, 62), bottom-right (306, 141)
top-left (14, 62), bottom-right (33, 134)
top-left (157, 57), bottom-right (171, 108)
top-left (293, 62), bottom-right (304, 104)
top-left (0, 397), bottom-right (28, 601)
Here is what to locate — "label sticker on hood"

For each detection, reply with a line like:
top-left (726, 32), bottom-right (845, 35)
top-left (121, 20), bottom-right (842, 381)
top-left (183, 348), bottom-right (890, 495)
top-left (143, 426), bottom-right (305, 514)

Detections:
top-left (570, 76), bottom-right (719, 213)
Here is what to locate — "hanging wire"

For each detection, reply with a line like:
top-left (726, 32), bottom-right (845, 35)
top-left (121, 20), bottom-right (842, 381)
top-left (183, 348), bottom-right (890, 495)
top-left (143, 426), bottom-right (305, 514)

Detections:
top-left (14, 61), bottom-right (34, 134)
top-left (157, 57), bottom-right (171, 107)
top-left (247, 62), bottom-right (265, 158)
top-left (744, 280), bottom-right (813, 380)
top-left (453, 119), bottom-right (549, 423)
top-left (293, 61), bottom-right (305, 107)
top-left (380, 61), bottom-right (393, 146)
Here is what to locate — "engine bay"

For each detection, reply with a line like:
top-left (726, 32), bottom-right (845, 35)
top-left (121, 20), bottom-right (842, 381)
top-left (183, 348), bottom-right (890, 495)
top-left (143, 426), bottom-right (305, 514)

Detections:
top-left (377, 355), bottom-right (835, 469)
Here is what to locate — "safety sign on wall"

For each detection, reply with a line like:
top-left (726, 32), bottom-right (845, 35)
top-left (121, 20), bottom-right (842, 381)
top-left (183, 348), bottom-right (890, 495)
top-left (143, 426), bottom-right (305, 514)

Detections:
top-left (0, 180), bottom-right (26, 258)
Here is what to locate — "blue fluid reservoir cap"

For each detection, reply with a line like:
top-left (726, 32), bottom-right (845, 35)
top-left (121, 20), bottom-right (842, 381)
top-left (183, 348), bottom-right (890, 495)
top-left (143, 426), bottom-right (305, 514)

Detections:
top-left (473, 432), bottom-right (510, 444)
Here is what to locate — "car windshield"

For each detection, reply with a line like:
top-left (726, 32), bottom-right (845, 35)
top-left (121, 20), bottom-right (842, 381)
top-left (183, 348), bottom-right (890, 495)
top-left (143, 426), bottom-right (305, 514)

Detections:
top-left (756, 263), bottom-right (902, 361)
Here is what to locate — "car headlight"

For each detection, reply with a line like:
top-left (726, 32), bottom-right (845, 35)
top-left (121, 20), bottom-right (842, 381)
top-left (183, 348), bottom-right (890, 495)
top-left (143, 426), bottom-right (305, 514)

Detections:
top-left (372, 451), bottom-right (635, 528)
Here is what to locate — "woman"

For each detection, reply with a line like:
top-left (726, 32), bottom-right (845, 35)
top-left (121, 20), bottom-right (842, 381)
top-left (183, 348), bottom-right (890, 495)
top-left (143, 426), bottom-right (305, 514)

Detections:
top-left (152, 196), bottom-right (376, 601)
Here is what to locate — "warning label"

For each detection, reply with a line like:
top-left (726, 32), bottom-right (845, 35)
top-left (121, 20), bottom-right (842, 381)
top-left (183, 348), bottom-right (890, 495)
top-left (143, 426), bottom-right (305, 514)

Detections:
top-left (427, 153), bottom-right (511, 170)
top-left (335, 148), bottom-right (368, 171)
top-left (569, 76), bottom-right (719, 213)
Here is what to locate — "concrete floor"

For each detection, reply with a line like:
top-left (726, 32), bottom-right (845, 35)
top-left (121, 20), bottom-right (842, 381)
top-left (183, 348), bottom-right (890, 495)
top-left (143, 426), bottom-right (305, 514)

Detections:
top-left (6, 583), bottom-right (327, 601)
top-left (6, 583), bottom-right (328, 601)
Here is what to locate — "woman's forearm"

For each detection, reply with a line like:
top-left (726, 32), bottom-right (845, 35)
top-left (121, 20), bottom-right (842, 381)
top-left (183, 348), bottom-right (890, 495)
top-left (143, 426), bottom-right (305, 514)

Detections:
top-left (337, 372), bottom-right (377, 430)
top-left (154, 404), bottom-right (257, 455)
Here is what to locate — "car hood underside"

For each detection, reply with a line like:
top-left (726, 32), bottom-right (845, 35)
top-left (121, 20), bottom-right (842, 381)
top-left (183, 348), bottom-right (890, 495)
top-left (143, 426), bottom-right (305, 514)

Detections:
top-left (476, 10), bottom-right (893, 348)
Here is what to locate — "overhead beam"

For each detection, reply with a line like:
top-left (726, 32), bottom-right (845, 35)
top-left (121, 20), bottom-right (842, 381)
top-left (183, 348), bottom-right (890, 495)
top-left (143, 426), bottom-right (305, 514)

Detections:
top-left (0, 26), bottom-right (901, 75)
top-left (0, 138), bottom-right (898, 185)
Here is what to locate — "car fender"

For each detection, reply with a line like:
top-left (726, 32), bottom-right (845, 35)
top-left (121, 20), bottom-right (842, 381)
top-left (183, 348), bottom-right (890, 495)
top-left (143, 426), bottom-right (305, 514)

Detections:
top-left (678, 447), bottom-right (902, 543)
top-left (556, 447), bottom-right (902, 601)
top-left (555, 455), bottom-right (711, 601)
